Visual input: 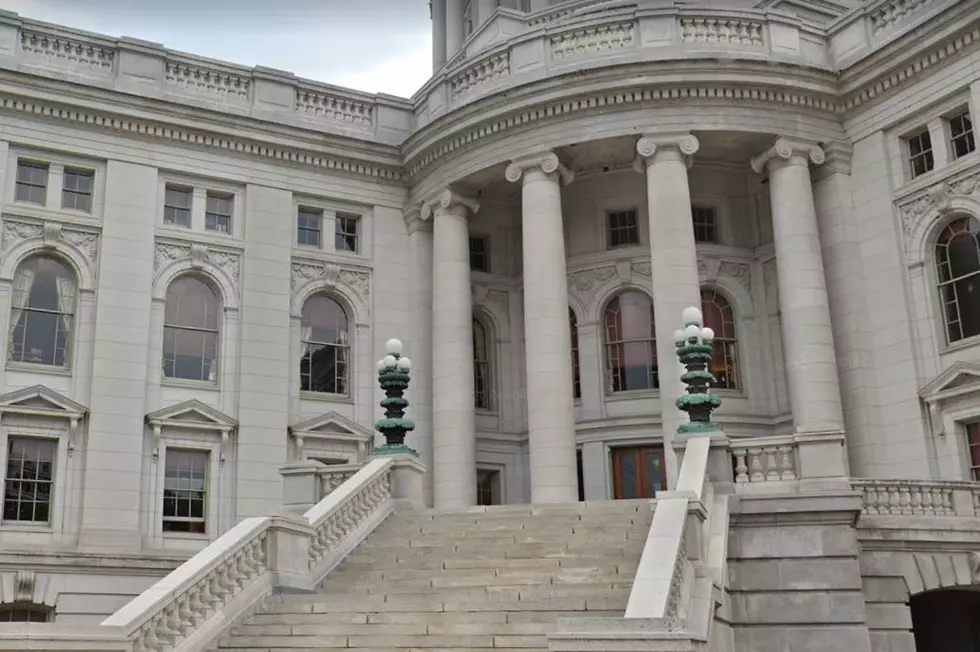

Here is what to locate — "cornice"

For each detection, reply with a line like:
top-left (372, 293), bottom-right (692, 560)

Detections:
top-left (0, 80), bottom-right (404, 184)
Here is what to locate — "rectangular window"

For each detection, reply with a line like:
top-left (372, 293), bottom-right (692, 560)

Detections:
top-left (469, 236), bottom-right (489, 272)
top-left (335, 214), bottom-right (359, 253)
top-left (476, 469), bottom-right (501, 506)
top-left (3, 437), bottom-right (56, 523)
top-left (205, 192), bottom-right (233, 234)
top-left (907, 129), bottom-right (934, 179)
top-left (611, 446), bottom-right (666, 500)
top-left (62, 168), bottom-right (94, 212)
top-left (692, 206), bottom-right (717, 243)
top-left (162, 448), bottom-right (208, 534)
top-left (607, 209), bottom-right (639, 248)
top-left (297, 208), bottom-right (322, 248)
top-left (949, 110), bottom-right (976, 160)
top-left (164, 186), bottom-right (193, 227)
top-left (967, 422), bottom-right (980, 482)
top-left (15, 161), bottom-right (48, 205)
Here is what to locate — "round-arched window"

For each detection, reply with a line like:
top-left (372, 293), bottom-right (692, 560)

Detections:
top-left (570, 307), bottom-right (580, 400)
top-left (8, 256), bottom-right (76, 367)
top-left (936, 216), bottom-right (980, 343)
top-left (701, 289), bottom-right (739, 390)
top-left (473, 317), bottom-right (492, 410)
top-left (603, 291), bottom-right (657, 393)
top-left (300, 295), bottom-right (349, 394)
top-left (163, 277), bottom-right (220, 381)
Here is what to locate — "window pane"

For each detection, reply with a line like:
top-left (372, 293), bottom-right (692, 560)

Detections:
top-left (3, 437), bottom-right (56, 523)
top-left (8, 257), bottom-right (76, 368)
top-left (15, 162), bottom-right (48, 205)
top-left (335, 215), bottom-right (359, 253)
top-left (300, 296), bottom-right (349, 394)
top-left (165, 278), bottom-right (219, 330)
top-left (162, 449), bottom-right (208, 534)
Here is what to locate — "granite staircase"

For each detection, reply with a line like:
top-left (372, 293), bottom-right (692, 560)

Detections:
top-left (217, 499), bottom-right (653, 651)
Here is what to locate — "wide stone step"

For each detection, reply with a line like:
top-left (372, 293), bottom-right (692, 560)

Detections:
top-left (382, 516), bottom-right (652, 536)
top-left (231, 621), bottom-right (557, 637)
top-left (336, 555), bottom-right (639, 573)
top-left (309, 583), bottom-right (632, 602)
top-left (244, 609), bottom-right (624, 627)
top-left (326, 564), bottom-right (630, 584)
top-left (351, 541), bottom-right (646, 558)
top-left (261, 594), bottom-right (627, 614)
top-left (220, 633), bottom-right (549, 649)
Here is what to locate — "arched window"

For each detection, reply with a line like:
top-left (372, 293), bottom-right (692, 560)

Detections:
top-left (473, 317), bottom-right (492, 410)
top-left (8, 256), bottom-right (76, 368)
top-left (701, 289), bottom-right (739, 390)
top-left (300, 295), bottom-right (349, 394)
top-left (936, 217), bottom-right (980, 343)
top-left (0, 603), bottom-right (52, 622)
top-left (604, 291), bottom-right (657, 393)
top-left (570, 308), bottom-right (581, 400)
top-left (163, 277), bottom-right (220, 382)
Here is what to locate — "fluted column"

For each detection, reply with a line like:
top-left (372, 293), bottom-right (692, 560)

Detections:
top-left (751, 138), bottom-right (844, 434)
top-left (506, 152), bottom-right (578, 504)
top-left (446, 0), bottom-right (465, 59)
top-left (422, 189), bottom-right (480, 508)
top-left (635, 133), bottom-right (702, 486)
top-left (432, 0), bottom-right (447, 71)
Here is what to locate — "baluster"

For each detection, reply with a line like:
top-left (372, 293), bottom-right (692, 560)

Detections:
top-left (887, 485), bottom-right (900, 514)
top-left (939, 487), bottom-right (953, 515)
top-left (910, 486), bottom-right (923, 514)
top-left (765, 448), bottom-right (779, 481)
top-left (734, 449), bottom-right (749, 483)
top-left (898, 485), bottom-right (912, 514)
top-left (919, 487), bottom-right (934, 515)
top-left (862, 485), bottom-right (876, 514)
top-left (779, 446), bottom-right (796, 480)
top-left (748, 448), bottom-right (764, 482)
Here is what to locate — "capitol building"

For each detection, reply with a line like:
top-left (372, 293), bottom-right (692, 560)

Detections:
top-left (0, 0), bottom-right (977, 651)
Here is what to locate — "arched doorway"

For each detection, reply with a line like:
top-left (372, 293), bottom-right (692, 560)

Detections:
top-left (911, 588), bottom-right (980, 651)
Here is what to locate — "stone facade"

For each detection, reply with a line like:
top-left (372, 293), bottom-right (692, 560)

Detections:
top-left (0, 1), bottom-right (976, 646)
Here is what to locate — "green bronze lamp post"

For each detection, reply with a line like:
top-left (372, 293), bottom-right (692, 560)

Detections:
top-left (373, 338), bottom-right (417, 456)
top-left (673, 307), bottom-right (722, 435)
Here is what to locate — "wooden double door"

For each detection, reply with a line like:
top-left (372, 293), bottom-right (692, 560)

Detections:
top-left (611, 446), bottom-right (667, 499)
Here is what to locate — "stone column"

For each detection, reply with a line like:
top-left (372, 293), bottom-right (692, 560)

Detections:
top-left (751, 138), bottom-right (844, 434)
top-left (635, 133), bottom-right (702, 486)
top-left (422, 189), bottom-right (479, 508)
top-left (506, 152), bottom-right (578, 504)
top-left (446, 0), bottom-right (465, 59)
top-left (432, 0), bottom-right (447, 71)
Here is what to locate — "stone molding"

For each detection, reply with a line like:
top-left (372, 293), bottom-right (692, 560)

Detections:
top-left (634, 133), bottom-right (700, 170)
top-left (0, 218), bottom-right (100, 288)
top-left (504, 151), bottom-right (574, 186)
top-left (750, 137), bottom-right (826, 174)
top-left (289, 258), bottom-right (372, 320)
top-left (420, 188), bottom-right (480, 220)
top-left (153, 240), bottom-right (242, 305)
top-left (897, 165), bottom-right (980, 262)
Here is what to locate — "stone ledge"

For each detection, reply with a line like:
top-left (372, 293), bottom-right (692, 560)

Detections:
top-left (549, 616), bottom-right (708, 652)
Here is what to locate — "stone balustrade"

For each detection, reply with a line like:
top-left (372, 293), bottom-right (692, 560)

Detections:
top-left (0, 455), bottom-right (424, 652)
top-left (852, 478), bottom-right (980, 517)
top-left (0, 14), bottom-right (413, 146)
top-left (731, 435), bottom-right (798, 485)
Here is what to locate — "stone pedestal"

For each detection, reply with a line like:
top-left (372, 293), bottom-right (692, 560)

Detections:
top-left (383, 453), bottom-right (428, 512)
top-left (279, 460), bottom-right (326, 514)
top-left (266, 513), bottom-right (315, 593)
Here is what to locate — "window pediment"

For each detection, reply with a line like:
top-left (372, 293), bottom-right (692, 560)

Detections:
top-left (289, 411), bottom-right (372, 444)
top-left (920, 362), bottom-right (980, 404)
top-left (0, 385), bottom-right (86, 421)
top-left (146, 399), bottom-right (237, 432)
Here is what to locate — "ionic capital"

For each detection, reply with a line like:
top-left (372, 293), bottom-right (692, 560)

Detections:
top-left (505, 151), bottom-right (574, 186)
top-left (420, 188), bottom-right (480, 221)
top-left (750, 138), bottom-right (825, 174)
top-left (634, 133), bottom-right (699, 171)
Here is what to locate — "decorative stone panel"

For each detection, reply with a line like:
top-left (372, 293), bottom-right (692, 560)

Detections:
top-left (165, 62), bottom-right (250, 101)
top-left (296, 90), bottom-right (374, 126)
top-left (550, 22), bottom-right (635, 59)
top-left (1, 219), bottom-right (100, 271)
top-left (154, 241), bottom-right (241, 294)
top-left (20, 31), bottom-right (114, 73)
top-left (291, 260), bottom-right (371, 316)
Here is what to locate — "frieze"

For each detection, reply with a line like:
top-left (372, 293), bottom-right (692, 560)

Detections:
top-left (291, 260), bottom-right (371, 311)
top-left (1, 219), bottom-right (100, 269)
top-left (155, 241), bottom-right (242, 292)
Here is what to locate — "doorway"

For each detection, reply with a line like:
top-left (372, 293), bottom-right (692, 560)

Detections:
top-left (611, 446), bottom-right (667, 499)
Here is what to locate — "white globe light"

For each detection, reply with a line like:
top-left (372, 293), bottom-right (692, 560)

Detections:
top-left (376, 359), bottom-right (386, 372)
top-left (700, 327), bottom-right (715, 342)
top-left (383, 354), bottom-right (397, 368)
top-left (397, 357), bottom-right (411, 371)
top-left (681, 306), bottom-right (703, 327)
top-left (673, 329), bottom-right (687, 344)
top-left (685, 324), bottom-right (700, 339)
top-left (385, 338), bottom-right (403, 355)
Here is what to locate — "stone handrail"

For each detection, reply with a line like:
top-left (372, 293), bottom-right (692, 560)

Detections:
top-left (319, 462), bottom-right (366, 495)
top-left (852, 478), bottom-right (980, 517)
top-left (731, 434), bottom-right (798, 485)
top-left (0, 455), bottom-right (410, 651)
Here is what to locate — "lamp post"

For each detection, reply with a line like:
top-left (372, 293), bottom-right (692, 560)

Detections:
top-left (374, 338), bottom-right (418, 456)
top-left (673, 307), bottom-right (722, 435)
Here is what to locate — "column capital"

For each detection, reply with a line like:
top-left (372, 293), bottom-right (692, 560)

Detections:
top-left (635, 133), bottom-right (700, 160)
top-left (505, 151), bottom-right (574, 186)
top-left (750, 138), bottom-right (825, 174)
top-left (420, 188), bottom-right (480, 221)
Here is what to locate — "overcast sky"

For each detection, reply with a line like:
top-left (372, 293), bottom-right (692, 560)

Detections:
top-left (0, 0), bottom-right (433, 97)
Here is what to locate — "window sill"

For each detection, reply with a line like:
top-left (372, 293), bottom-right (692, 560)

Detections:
top-left (475, 408), bottom-right (498, 416)
top-left (300, 391), bottom-right (354, 404)
top-left (604, 390), bottom-right (659, 402)
top-left (1, 521), bottom-right (54, 533)
top-left (5, 362), bottom-right (72, 377)
top-left (162, 378), bottom-right (220, 391)
top-left (942, 334), bottom-right (980, 355)
top-left (712, 388), bottom-right (746, 400)
top-left (163, 532), bottom-right (209, 541)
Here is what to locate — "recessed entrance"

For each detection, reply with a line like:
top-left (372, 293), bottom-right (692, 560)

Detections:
top-left (611, 446), bottom-right (666, 499)
top-left (911, 588), bottom-right (980, 651)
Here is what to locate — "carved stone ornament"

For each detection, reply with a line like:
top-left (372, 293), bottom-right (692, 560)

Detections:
top-left (14, 569), bottom-right (35, 603)
top-left (635, 133), bottom-right (700, 170)
top-left (0, 219), bottom-right (100, 269)
top-left (750, 138), bottom-right (825, 174)
top-left (154, 241), bottom-right (242, 291)
top-left (420, 188), bottom-right (480, 221)
top-left (472, 284), bottom-right (509, 320)
top-left (290, 259), bottom-right (371, 309)
top-left (505, 151), bottom-right (575, 186)
top-left (898, 171), bottom-right (980, 248)
top-left (567, 265), bottom-right (617, 295)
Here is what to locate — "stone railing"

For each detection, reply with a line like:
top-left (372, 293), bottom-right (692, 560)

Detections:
top-left (732, 435), bottom-right (798, 484)
top-left (852, 479), bottom-right (980, 517)
top-left (0, 14), bottom-right (412, 145)
top-left (0, 455), bottom-right (423, 651)
top-left (727, 432), bottom-right (848, 494)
